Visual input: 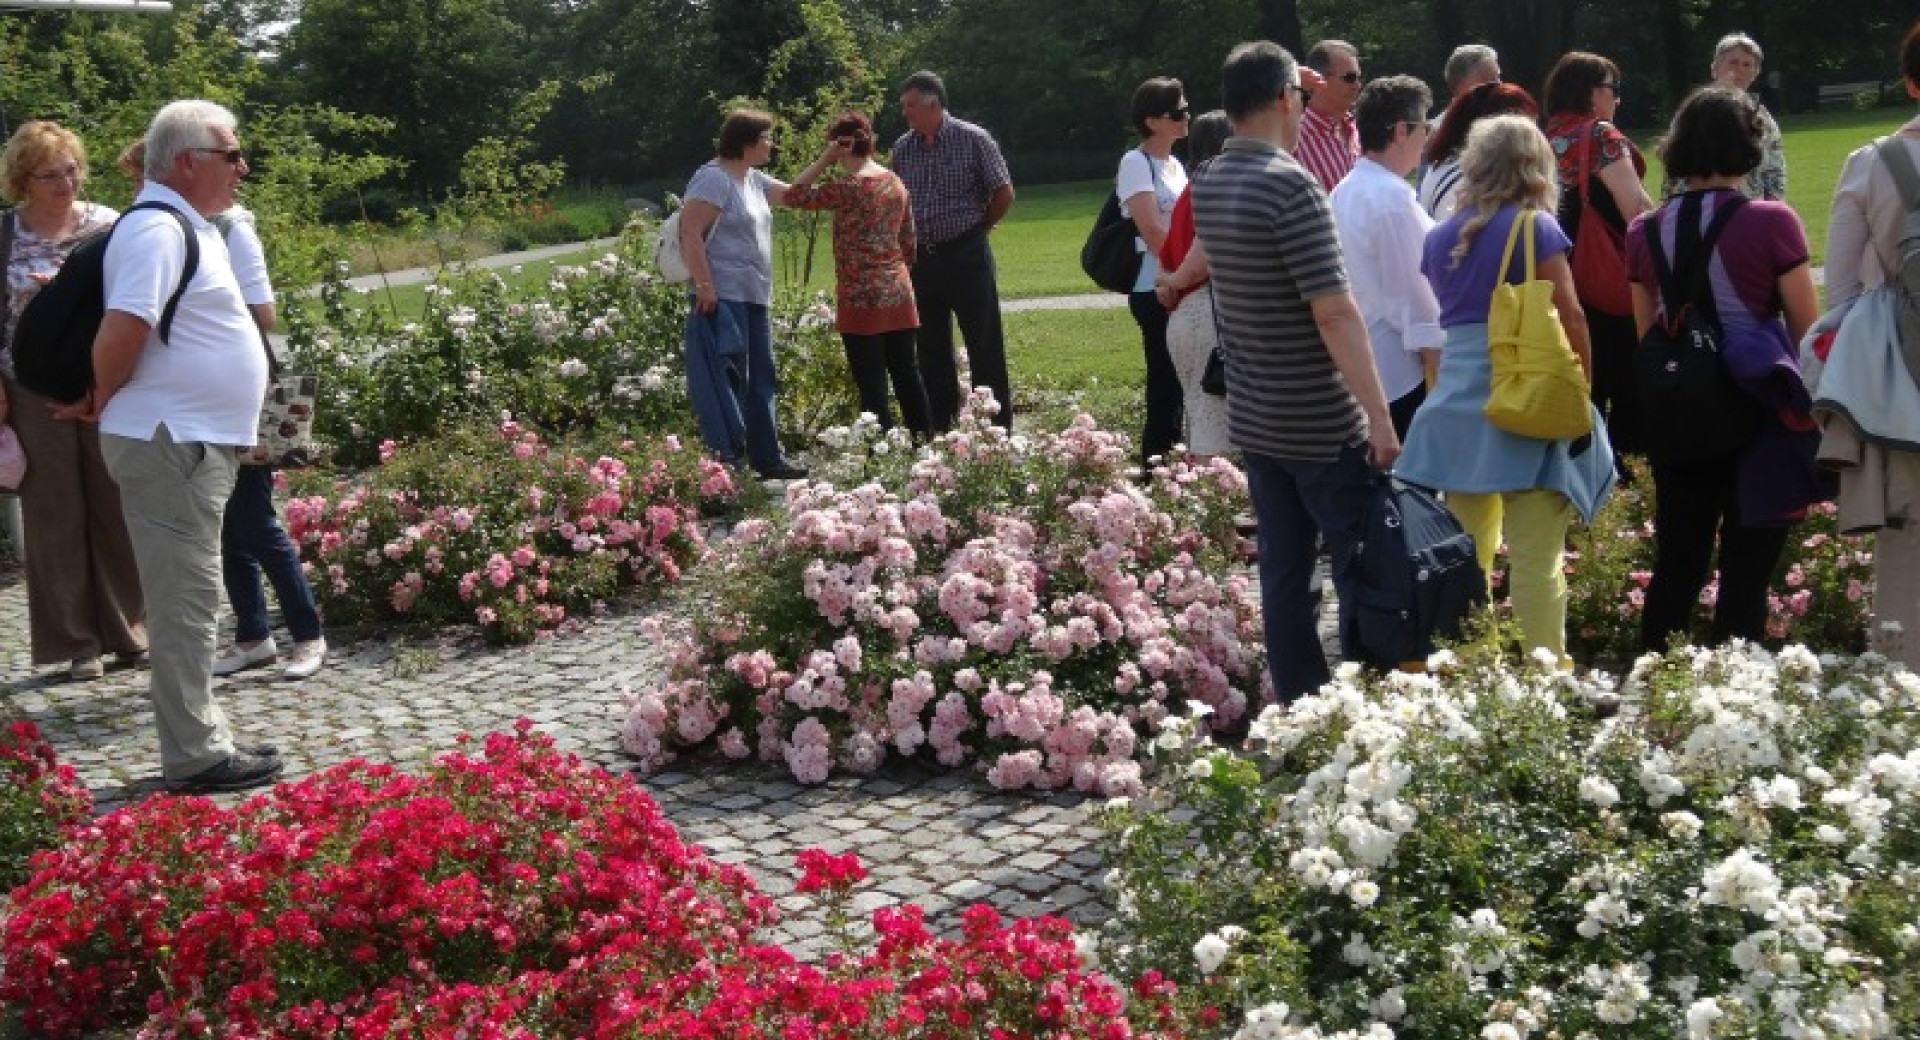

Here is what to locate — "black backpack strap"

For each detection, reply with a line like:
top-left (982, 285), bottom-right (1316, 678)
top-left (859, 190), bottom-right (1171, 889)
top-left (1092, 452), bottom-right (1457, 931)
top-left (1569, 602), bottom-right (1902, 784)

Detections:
top-left (126, 201), bottom-right (200, 344)
top-left (1647, 192), bottom-right (1747, 334)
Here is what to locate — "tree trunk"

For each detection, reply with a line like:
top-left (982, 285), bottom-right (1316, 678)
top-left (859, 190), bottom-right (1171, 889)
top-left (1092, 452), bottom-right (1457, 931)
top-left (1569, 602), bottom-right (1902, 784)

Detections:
top-left (1256, 0), bottom-right (1302, 58)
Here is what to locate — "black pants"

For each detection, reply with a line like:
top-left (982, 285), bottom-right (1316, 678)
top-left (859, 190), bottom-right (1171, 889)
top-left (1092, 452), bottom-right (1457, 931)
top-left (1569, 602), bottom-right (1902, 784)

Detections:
top-left (1128, 290), bottom-right (1182, 469)
top-left (1587, 305), bottom-right (1642, 458)
top-left (1640, 455), bottom-right (1790, 652)
top-left (911, 229), bottom-right (1011, 430)
top-left (840, 329), bottom-right (933, 436)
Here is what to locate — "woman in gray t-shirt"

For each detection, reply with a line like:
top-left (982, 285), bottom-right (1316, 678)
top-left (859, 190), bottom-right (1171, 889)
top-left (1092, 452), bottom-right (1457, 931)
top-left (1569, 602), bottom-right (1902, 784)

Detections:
top-left (675, 108), bottom-right (806, 480)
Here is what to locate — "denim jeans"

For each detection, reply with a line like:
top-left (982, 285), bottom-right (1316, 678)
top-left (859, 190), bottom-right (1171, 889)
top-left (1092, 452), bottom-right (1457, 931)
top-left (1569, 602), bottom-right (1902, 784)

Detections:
top-left (1242, 443), bottom-right (1378, 703)
top-left (222, 465), bottom-right (324, 644)
top-left (684, 299), bottom-right (790, 470)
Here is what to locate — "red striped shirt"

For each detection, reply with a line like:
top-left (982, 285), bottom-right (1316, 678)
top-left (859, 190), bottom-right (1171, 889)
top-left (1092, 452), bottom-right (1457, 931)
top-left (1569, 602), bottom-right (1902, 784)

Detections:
top-left (1296, 107), bottom-right (1359, 191)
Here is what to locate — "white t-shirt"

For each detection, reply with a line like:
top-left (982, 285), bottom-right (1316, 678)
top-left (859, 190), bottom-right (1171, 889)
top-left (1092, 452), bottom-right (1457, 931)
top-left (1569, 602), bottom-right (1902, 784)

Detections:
top-left (99, 184), bottom-right (268, 446)
top-left (215, 205), bottom-right (275, 307)
top-left (1116, 149), bottom-right (1188, 292)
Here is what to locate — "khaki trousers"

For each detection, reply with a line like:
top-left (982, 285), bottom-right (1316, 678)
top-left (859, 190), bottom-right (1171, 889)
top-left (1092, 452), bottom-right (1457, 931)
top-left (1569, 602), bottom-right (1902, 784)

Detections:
top-left (4, 377), bottom-right (146, 665)
top-left (101, 426), bottom-right (238, 779)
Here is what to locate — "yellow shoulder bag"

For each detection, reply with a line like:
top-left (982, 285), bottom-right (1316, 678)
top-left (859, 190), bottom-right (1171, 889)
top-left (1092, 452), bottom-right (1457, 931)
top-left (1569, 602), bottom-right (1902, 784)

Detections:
top-left (1482, 208), bottom-right (1594, 440)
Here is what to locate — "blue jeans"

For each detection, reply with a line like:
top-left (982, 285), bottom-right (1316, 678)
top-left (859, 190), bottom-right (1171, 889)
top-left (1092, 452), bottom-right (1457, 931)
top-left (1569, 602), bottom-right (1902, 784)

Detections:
top-left (684, 299), bottom-right (789, 470)
top-left (222, 465), bottom-right (323, 643)
top-left (1242, 443), bottom-right (1377, 703)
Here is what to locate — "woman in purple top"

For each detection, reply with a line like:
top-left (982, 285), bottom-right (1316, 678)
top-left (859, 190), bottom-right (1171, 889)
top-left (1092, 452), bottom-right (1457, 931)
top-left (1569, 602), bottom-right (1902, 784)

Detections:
top-left (1397, 115), bottom-right (1615, 662)
top-left (1624, 86), bottom-right (1823, 652)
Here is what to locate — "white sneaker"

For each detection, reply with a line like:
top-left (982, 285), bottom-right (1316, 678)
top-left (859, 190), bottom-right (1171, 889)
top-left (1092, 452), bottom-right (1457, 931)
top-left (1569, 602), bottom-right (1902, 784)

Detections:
top-left (283, 638), bottom-right (327, 680)
top-left (213, 637), bottom-right (279, 677)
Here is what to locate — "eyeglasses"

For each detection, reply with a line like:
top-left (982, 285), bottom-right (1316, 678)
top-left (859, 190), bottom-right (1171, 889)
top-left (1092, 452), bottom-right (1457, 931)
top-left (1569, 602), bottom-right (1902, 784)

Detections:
top-left (1161, 105), bottom-right (1191, 120)
top-left (192, 147), bottom-right (246, 165)
top-left (1292, 83), bottom-right (1314, 106)
top-left (1597, 80), bottom-right (1621, 94)
top-left (1334, 71), bottom-right (1363, 84)
top-left (29, 165), bottom-right (79, 184)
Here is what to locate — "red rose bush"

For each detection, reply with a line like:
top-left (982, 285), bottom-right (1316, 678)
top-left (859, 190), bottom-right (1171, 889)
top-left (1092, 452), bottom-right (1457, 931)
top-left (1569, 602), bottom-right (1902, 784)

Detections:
top-left (0, 725), bottom-right (1207, 1040)
top-left (0, 720), bottom-right (91, 891)
top-left (622, 398), bottom-right (1265, 795)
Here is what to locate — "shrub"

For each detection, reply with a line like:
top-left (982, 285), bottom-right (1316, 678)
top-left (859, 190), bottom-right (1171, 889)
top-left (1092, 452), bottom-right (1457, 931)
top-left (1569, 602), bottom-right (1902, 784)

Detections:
top-left (283, 227), bottom-right (860, 468)
top-left (0, 725), bottom-right (1209, 1040)
top-left (283, 423), bottom-right (738, 643)
top-left (0, 721), bottom-right (90, 892)
top-left (621, 400), bottom-right (1264, 795)
top-left (1094, 642), bottom-right (1920, 1040)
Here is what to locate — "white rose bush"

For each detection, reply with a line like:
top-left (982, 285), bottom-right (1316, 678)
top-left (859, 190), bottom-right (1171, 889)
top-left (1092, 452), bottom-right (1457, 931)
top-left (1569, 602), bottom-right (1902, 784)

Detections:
top-left (1094, 641), bottom-right (1920, 1039)
top-left (621, 399), bottom-right (1267, 794)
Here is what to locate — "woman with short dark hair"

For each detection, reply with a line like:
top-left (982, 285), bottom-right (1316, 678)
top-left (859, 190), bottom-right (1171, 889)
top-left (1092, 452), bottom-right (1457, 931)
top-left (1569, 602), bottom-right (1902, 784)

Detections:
top-left (782, 111), bottom-right (931, 438)
top-left (1116, 76), bottom-right (1190, 471)
top-left (1818, 19), bottom-right (1920, 667)
top-left (1542, 51), bottom-right (1655, 466)
top-left (1152, 110), bottom-right (1231, 459)
top-left (676, 107), bottom-right (807, 479)
top-left (1625, 85), bottom-right (1823, 652)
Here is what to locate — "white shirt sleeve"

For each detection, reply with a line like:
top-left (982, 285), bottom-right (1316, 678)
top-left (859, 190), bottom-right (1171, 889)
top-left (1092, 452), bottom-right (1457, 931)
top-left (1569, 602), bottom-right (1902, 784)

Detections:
top-left (1116, 149), bottom-right (1154, 203)
top-left (1379, 202), bottom-right (1444, 354)
top-left (222, 214), bottom-right (275, 307)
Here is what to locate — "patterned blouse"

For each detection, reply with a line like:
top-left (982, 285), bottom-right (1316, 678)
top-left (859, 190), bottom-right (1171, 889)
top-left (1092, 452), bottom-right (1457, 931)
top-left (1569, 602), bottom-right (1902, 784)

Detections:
top-left (1546, 114), bottom-right (1647, 235)
top-left (1661, 99), bottom-right (1788, 202)
top-left (2, 202), bottom-right (117, 377)
top-left (783, 171), bottom-right (919, 336)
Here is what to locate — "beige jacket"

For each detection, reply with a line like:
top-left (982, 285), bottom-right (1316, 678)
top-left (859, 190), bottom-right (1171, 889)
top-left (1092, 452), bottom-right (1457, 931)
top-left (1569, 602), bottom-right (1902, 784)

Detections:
top-left (1820, 116), bottom-right (1920, 530)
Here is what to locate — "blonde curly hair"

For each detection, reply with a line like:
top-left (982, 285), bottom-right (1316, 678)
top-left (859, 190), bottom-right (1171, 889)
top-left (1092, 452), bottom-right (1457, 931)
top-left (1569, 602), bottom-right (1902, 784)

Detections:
top-left (1448, 114), bottom-right (1559, 269)
top-left (2, 120), bottom-right (89, 206)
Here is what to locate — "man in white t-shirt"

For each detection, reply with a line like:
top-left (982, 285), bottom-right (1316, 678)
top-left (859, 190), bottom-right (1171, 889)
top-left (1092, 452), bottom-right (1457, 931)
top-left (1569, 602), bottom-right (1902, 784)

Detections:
top-left (61, 100), bottom-right (278, 793)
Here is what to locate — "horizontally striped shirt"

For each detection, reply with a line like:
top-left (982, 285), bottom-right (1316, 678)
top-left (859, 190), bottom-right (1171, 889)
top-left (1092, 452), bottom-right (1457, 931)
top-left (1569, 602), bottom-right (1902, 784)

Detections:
top-left (1190, 136), bottom-right (1365, 461)
top-left (891, 114), bottom-right (1013, 244)
top-left (1295, 107), bottom-right (1359, 190)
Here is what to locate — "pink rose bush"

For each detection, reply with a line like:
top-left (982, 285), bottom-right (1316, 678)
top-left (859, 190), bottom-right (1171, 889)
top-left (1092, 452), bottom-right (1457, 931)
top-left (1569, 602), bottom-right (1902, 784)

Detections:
top-left (623, 399), bottom-right (1264, 794)
top-left (0, 724), bottom-right (1210, 1040)
top-left (285, 421), bottom-right (738, 643)
top-left (1558, 475), bottom-right (1873, 667)
top-left (0, 720), bottom-right (91, 891)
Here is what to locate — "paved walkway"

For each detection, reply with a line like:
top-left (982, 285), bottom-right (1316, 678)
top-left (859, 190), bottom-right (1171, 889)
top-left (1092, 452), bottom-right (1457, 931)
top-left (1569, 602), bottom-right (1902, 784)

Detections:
top-left (0, 568), bottom-right (1109, 954)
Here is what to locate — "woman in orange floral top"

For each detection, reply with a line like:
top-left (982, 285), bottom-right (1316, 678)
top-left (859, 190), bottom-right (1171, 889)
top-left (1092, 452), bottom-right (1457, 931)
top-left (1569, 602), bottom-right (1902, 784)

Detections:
top-left (785, 112), bottom-right (932, 437)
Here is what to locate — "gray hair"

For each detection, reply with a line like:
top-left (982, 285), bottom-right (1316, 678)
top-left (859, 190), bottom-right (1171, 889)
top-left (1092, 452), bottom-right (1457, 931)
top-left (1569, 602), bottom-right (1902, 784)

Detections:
top-left (1713, 32), bottom-right (1763, 67)
top-left (144, 100), bottom-right (238, 181)
top-left (1444, 45), bottom-right (1499, 93)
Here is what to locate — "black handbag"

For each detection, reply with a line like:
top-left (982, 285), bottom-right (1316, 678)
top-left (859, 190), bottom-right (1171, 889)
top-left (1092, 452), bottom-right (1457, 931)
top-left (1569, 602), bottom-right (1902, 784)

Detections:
top-left (1200, 283), bottom-right (1227, 395)
top-left (1080, 149), bottom-right (1165, 294)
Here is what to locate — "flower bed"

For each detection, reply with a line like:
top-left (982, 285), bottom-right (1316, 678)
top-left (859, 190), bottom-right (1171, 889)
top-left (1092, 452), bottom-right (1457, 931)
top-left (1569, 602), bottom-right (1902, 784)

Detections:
top-left (284, 231), bottom-right (859, 466)
top-left (1563, 475), bottom-right (1874, 667)
top-left (1095, 643), bottom-right (1920, 1039)
top-left (0, 720), bottom-right (90, 891)
top-left (283, 422), bottom-right (738, 643)
top-left (622, 402), bottom-right (1264, 795)
top-left (0, 724), bottom-right (1207, 1040)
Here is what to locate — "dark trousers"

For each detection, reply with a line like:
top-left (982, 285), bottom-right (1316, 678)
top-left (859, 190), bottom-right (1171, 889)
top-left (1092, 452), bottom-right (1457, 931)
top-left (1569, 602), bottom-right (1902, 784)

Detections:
top-left (1128, 290), bottom-right (1183, 468)
top-left (222, 465), bottom-right (323, 644)
top-left (841, 329), bottom-right (933, 436)
top-left (1640, 456), bottom-right (1789, 652)
top-left (1587, 305), bottom-right (1642, 458)
top-left (1388, 382), bottom-right (1427, 441)
top-left (1242, 443), bottom-right (1377, 703)
top-left (911, 230), bottom-right (1011, 430)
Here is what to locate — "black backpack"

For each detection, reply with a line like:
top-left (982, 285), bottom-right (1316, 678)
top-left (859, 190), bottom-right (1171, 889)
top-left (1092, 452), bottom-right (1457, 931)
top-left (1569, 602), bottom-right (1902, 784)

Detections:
top-left (1634, 193), bottom-right (1759, 465)
top-left (1344, 475), bottom-right (1488, 668)
top-left (12, 201), bottom-right (199, 404)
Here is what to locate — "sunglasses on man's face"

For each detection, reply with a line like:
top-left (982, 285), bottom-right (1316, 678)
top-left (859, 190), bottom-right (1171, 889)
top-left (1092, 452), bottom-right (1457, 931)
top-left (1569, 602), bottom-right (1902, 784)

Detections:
top-left (193, 147), bottom-right (246, 165)
top-left (1334, 71), bottom-right (1363, 84)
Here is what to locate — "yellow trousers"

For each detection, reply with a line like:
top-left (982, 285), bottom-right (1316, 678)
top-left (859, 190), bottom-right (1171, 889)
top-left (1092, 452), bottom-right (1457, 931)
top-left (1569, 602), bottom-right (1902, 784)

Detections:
top-left (1445, 489), bottom-right (1574, 659)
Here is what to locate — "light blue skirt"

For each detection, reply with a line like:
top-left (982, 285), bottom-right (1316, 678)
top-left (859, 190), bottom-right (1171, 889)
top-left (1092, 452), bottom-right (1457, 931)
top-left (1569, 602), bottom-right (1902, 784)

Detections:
top-left (1394, 323), bottom-right (1617, 523)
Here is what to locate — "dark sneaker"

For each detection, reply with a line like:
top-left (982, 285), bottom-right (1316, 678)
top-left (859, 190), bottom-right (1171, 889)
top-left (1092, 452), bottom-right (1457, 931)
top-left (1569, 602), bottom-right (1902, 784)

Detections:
top-left (754, 461), bottom-right (809, 481)
top-left (177, 752), bottom-right (285, 793)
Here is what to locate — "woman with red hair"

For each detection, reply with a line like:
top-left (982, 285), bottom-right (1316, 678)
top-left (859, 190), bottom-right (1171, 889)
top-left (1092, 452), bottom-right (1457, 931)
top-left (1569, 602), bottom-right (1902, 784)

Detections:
top-left (1417, 81), bottom-right (1539, 219)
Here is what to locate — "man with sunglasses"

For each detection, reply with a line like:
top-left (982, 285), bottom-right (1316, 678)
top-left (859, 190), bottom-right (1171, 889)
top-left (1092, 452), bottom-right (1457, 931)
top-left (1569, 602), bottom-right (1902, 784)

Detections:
top-left (64, 100), bottom-right (281, 794)
top-left (1297, 40), bottom-right (1364, 190)
top-left (1191, 41), bottom-right (1399, 705)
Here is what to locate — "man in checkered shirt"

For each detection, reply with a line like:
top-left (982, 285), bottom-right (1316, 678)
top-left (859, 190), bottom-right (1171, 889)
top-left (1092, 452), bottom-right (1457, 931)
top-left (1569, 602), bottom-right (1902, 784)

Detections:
top-left (891, 70), bottom-right (1016, 431)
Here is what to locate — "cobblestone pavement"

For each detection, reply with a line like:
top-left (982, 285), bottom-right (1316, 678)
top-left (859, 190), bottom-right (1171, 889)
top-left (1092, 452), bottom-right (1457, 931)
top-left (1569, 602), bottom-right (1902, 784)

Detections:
top-left (0, 567), bottom-right (1112, 954)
